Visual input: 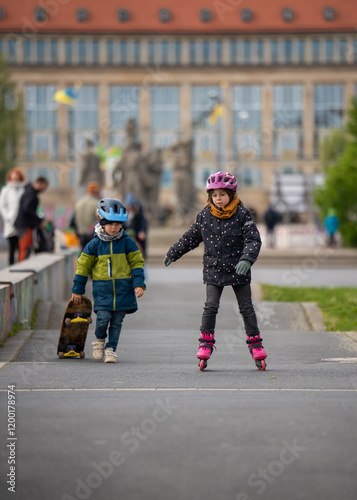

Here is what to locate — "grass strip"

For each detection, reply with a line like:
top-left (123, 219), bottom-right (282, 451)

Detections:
top-left (261, 285), bottom-right (357, 332)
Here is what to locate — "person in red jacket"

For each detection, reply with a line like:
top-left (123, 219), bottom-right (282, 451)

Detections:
top-left (14, 177), bottom-right (49, 261)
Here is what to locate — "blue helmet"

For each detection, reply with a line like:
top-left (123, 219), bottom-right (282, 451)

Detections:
top-left (97, 198), bottom-right (128, 223)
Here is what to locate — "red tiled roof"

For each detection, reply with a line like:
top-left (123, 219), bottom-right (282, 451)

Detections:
top-left (0, 0), bottom-right (356, 34)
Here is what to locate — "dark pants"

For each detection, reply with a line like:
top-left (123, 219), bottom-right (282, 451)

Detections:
top-left (200, 284), bottom-right (260, 337)
top-left (8, 236), bottom-right (19, 265)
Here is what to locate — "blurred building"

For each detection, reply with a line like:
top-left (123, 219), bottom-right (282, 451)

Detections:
top-left (0, 0), bottom-right (356, 222)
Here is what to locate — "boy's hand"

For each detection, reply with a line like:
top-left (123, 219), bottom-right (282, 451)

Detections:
top-left (71, 293), bottom-right (82, 304)
top-left (135, 287), bottom-right (144, 298)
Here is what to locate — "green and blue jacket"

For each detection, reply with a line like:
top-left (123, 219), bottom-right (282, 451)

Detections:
top-left (72, 232), bottom-right (145, 313)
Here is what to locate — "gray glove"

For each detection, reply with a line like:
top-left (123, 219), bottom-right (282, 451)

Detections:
top-left (235, 260), bottom-right (252, 275)
top-left (163, 256), bottom-right (172, 267)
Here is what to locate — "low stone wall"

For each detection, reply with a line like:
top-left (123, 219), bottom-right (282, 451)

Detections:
top-left (0, 252), bottom-right (75, 343)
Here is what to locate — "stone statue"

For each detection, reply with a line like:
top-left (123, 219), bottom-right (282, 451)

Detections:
top-left (170, 138), bottom-right (195, 218)
top-left (79, 139), bottom-right (104, 187)
top-left (142, 147), bottom-right (163, 221)
top-left (112, 119), bottom-right (146, 202)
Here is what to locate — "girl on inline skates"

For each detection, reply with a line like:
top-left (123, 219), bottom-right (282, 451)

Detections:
top-left (163, 171), bottom-right (267, 371)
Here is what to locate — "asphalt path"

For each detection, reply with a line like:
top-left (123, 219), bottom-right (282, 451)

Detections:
top-left (0, 266), bottom-right (357, 500)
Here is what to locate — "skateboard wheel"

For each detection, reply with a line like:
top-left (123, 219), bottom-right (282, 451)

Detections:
top-left (65, 318), bottom-right (71, 326)
top-left (58, 352), bottom-right (64, 359)
top-left (80, 352), bottom-right (85, 358)
top-left (87, 318), bottom-right (92, 324)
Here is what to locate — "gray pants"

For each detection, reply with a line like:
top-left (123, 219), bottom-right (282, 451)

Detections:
top-left (200, 284), bottom-right (260, 337)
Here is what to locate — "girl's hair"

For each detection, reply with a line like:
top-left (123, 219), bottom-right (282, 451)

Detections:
top-left (6, 168), bottom-right (25, 183)
top-left (205, 188), bottom-right (245, 208)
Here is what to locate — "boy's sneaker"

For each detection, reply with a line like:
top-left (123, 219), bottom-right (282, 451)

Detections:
top-left (104, 348), bottom-right (118, 363)
top-left (92, 339), bottom-right (105, 360)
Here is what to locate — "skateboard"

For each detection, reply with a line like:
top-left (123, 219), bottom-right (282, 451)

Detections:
top-left (57, 296), bottom-right (92, 358)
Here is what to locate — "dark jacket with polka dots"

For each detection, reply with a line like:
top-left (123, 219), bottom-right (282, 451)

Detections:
top-left (167, 206), bottom-right (261, 286)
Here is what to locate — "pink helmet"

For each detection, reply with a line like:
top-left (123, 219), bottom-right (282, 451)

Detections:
top-left (206, 171), bottom-right (237, 192)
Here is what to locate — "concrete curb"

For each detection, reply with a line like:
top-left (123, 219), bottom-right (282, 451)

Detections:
top-left (0, 330), bottom-right (33, 370)
top-left (301, 302), bottom-right (326, 332)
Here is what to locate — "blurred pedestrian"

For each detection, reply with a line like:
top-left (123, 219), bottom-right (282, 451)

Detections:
top-left (0, 168), bottom-right (25, 265)
top-left (71, 181), bottom-right (101, 252)
top-left (124, 193), bottom-right (148, 259)
top-left (264, 205), bottom-right (280, 248)
top-left (324, 209), bottom-right (339, 248)
top-left (14, 176), bottom-right (49, 261)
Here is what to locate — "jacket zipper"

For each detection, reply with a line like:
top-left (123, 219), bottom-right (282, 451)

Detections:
top-left (109, 241), bottom-right (116, 309)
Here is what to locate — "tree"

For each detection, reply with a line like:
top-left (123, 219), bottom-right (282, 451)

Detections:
top-left (319, 128), bottom-right (348, 171)
top-left (0, 55), bottom-right (24, 186)
top-left (314, 97), bottom-right (357, 247)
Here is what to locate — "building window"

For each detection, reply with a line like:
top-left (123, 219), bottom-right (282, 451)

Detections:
top-left (118, 9), bottom-right (129, 22)
top-left (241, 8), bottom-right (253, 22)
top-left (312, 39), bottom-right (320, 63)
top-left (339, 39), bottom-right (347, 63)
top-left (68, 85), bottom-right (98, 158)
top-left (77, 8), bottom-right (88, 22)
top-left (216, 40), bottom-right (222, 62)
top-left (323, 7), bottom-right (335, 21)
top-left (0, 6), bottom-right (5, 20)
top-left (148, 41), bottom-right (155, 64)
top-left (200, 9), bottom-right (212, 22)
top-left (25, 85), bottom-right (58, 160)
top-left (175, 41), bottom-right (181, 64)
top-left (192, 86), bottom-right (223, 166)
top-left (159, 9), bottom-right (171, 23)
top-left (230, 41), bottom-right (237, 64)
top-left (109, 86), bottom-right (139, 145)
top-left (36, 40), bottom-right (45, 64)
top-left (151, 86), bottom-right (180, 149)
top-left (273, 85), bottom-right (303, 129)
top-left (284, 40), bottom-right (292, 64)
top-left (50, 40), bottom-right (57, 63)
top-left (282, 8), bottom-right (294, 22)
top-left (257, 40), bottom-right (264, 63)
top-left (271, 40), bottom-right (279, 63)
top-left (34, 7), bottom-right (47, 23)
top-left (273, 85), bottom-right (303, 158)
top-left (134, 40), bottom-right (140, 64)
top-left (120, 40), bottom-right (127, 64)
top-left (243, 40), bottom-right (251, 64)
top-left (78, 40), bottom-right (86, 64)
top-left (189, 41), bottom-right (196, 64)
top-left (203, 40), bottom-right (210, 64)
top-left (314, 84), bottom-right (344, 128)
top-left (233, 86), bottom-right (262, 129)
top-left (92, 40), bottom-right (99, 64)
top-left (107, 41), bottom-right (114, 64)
top-left (8, 39), bottom-right (16, 63)
top-left (161, 41), bottom-right (168, 64)
top-left (23, 40), bottom-right (31, 64)
top-left (297, 39), bottom-right (305, 63)
top-left (65, 40), bottom-right (72, 64)
top-left (326, 39), bottom-right (334, 63)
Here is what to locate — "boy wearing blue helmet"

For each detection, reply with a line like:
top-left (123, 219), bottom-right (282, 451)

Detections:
top-left (71, 198), bottom-right (146, 363)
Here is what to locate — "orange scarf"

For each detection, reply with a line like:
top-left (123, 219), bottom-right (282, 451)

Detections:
top-left (210, 198), bottom-right (239, 219)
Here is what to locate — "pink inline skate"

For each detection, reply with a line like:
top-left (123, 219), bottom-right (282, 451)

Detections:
top-left (197, 331), bottom-right (216, 371)
top-left (246, 334), bottom-right (267, 371)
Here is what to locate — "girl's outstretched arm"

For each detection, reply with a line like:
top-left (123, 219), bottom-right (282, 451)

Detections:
top-left (166, 213), bottom-right (203, 263)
